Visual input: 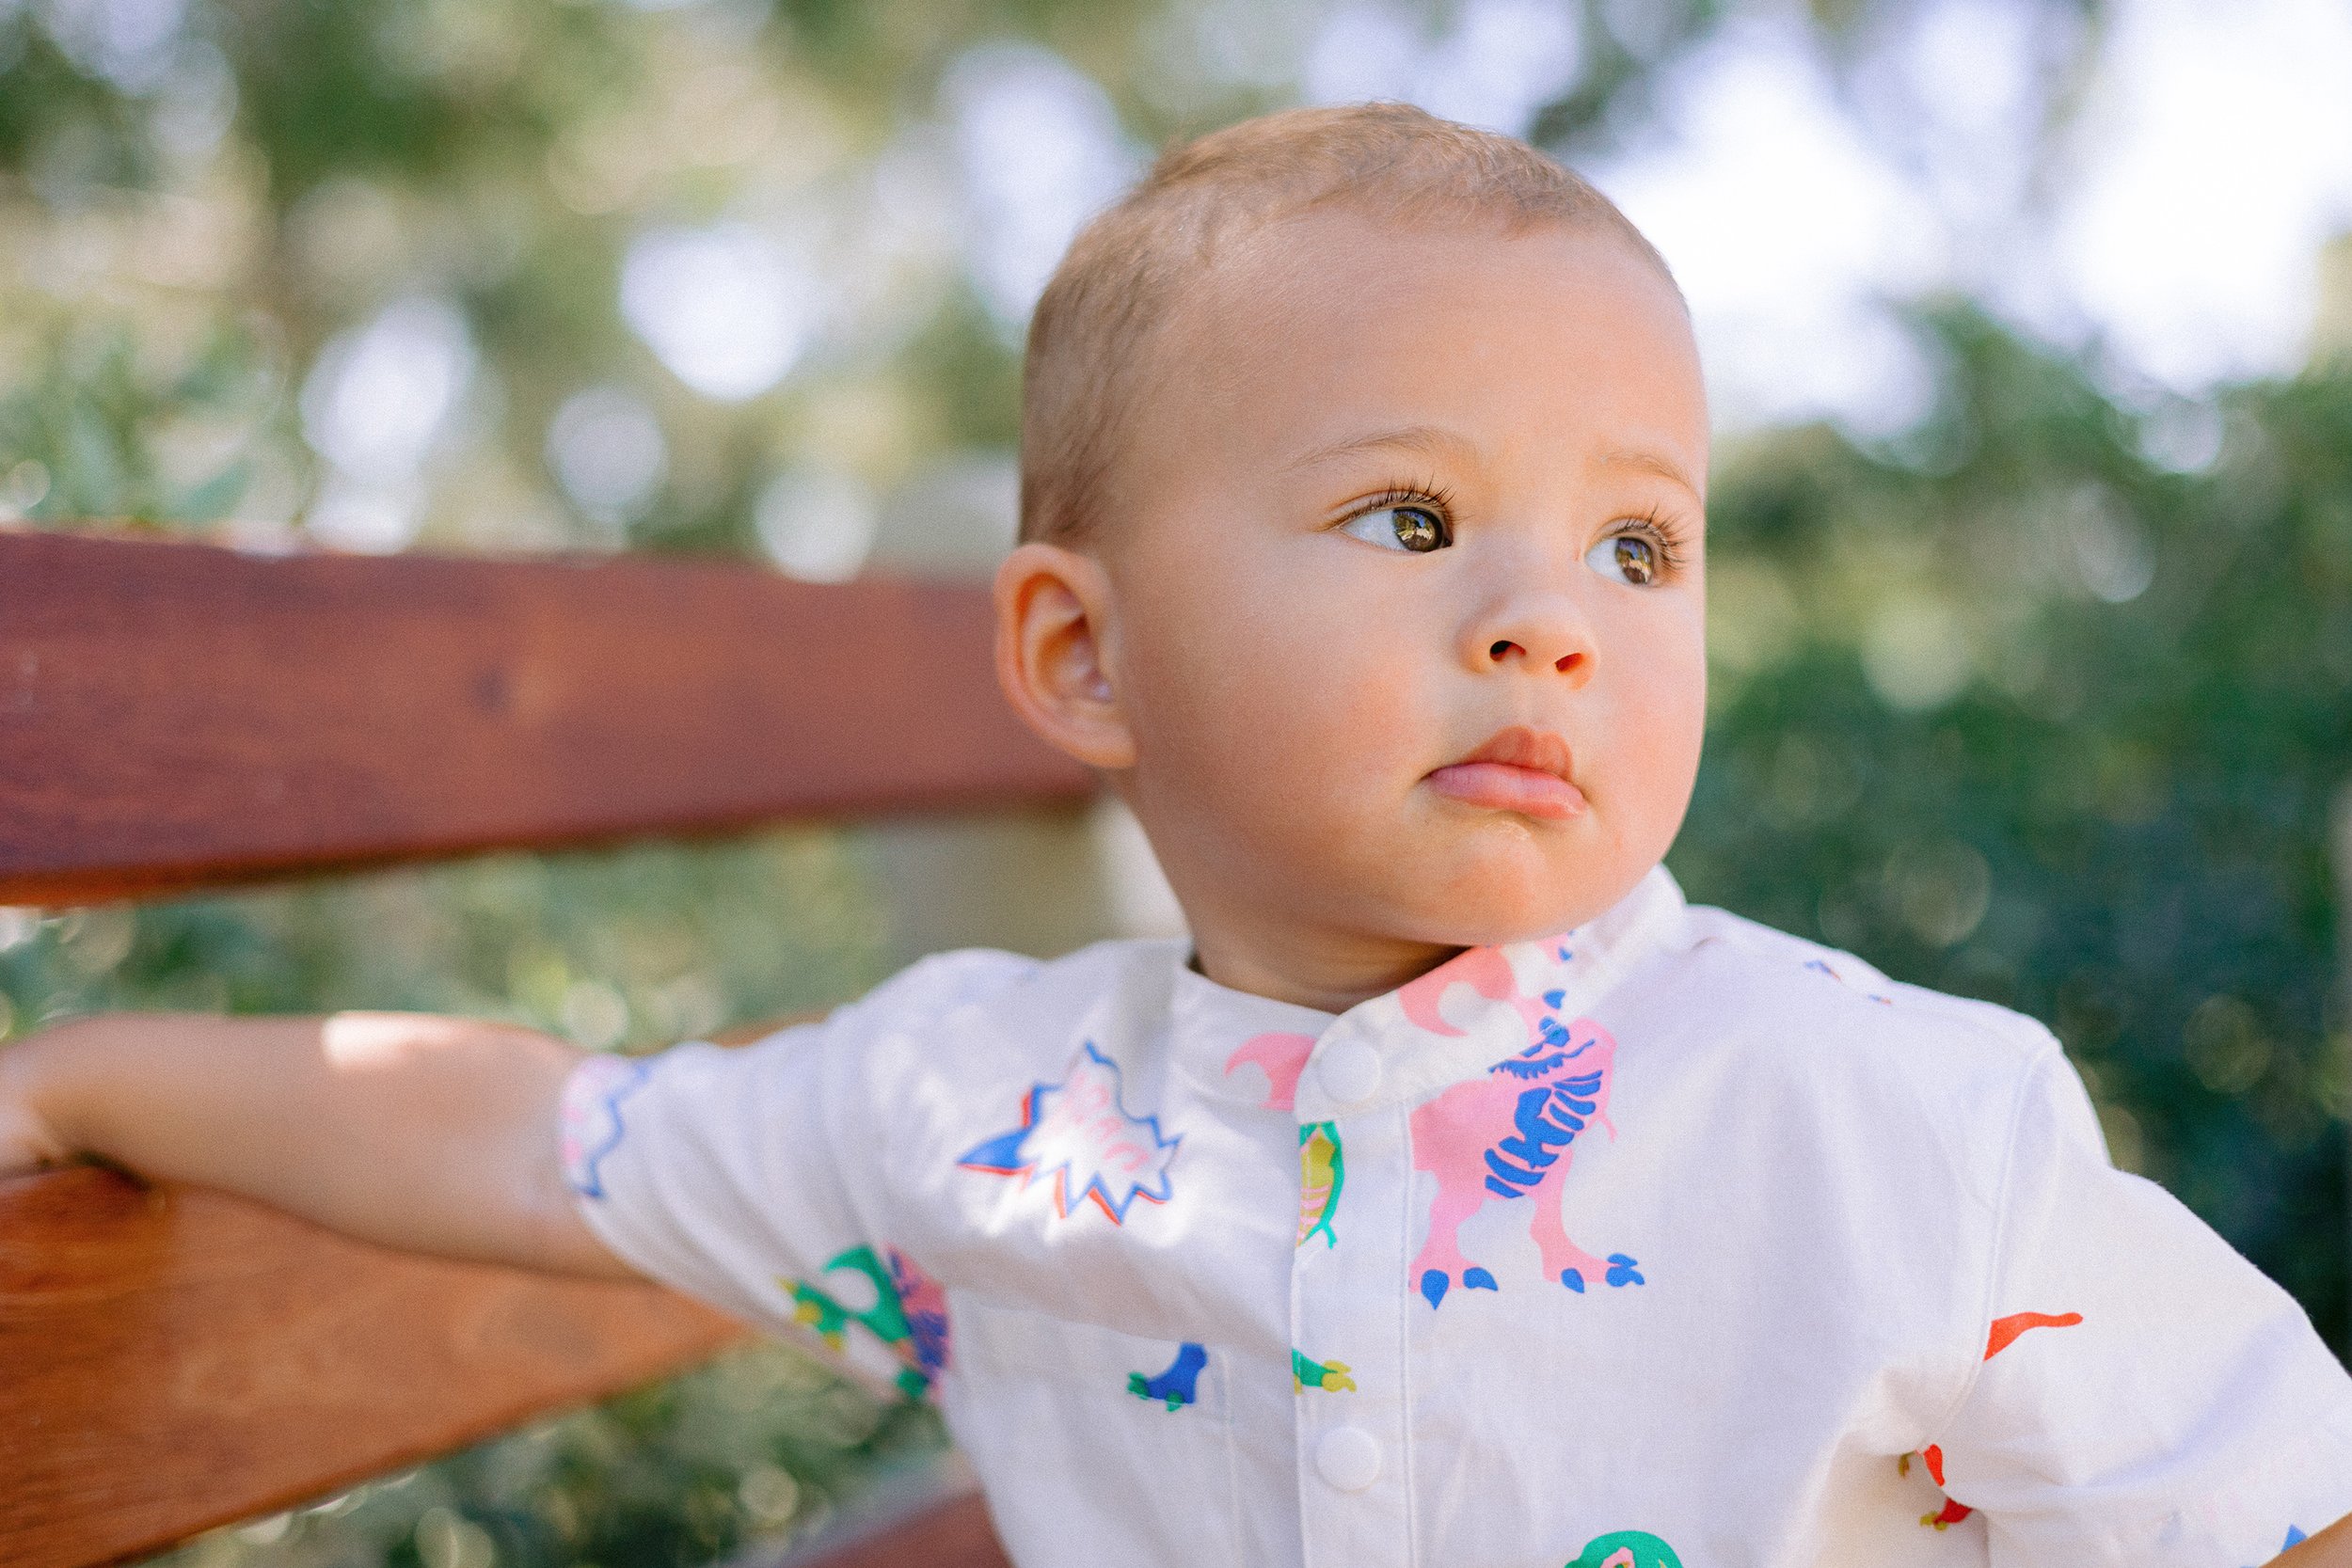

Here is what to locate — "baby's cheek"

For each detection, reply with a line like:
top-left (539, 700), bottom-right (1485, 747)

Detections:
top-left (1218, 683), bottom-right (1398, 828)
top-left (1608, 651), bottom-right (1708, 845)
top-left (1165, 603), bottom-right (1413, 778)
top-left (1622, 689), bottom-right (1704, 785)
top-left (1199, 669), bottom-right (1426, 879)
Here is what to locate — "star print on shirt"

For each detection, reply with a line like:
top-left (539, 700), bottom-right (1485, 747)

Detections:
top-left (958, 1040), bottom-right (1183, 1224)
top-left (561, 1053), bottom-right (653, 1200)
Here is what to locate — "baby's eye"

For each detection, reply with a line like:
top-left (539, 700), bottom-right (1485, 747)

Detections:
top-left (1586, 531), bottom-right (1660, 586)
top-left (1341, 504), bottom-right (1450, 553)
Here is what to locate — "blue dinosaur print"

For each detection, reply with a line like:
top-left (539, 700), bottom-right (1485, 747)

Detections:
top-left (1804, 954), bottom-right (1894, 1005)
top-left (1127, 1341), bottom-right (1207, 1410)
top-left (1472, 1058), bottom-right (1640, 1289)
top-left (2247, 1526), bottom-right (2308, 1567)
top-left (1482, 1068), bottom-right (1604, 1197)
top-left (1400, 945), bottom-right (1637, 1307)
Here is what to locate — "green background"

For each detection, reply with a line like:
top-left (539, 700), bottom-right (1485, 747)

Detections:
top-left (3, 0), bottom-right (2348, 1562)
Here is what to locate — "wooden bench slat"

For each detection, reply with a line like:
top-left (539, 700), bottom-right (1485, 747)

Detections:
top-left (0, 530), bottom-right (1092, 906)
top-left (0, 531), bottom-right (1054, 1564)
top-left (0, 1164), bottom-right (754, 1568)
top-left (766, 1487), bottom-right (1014, 1568)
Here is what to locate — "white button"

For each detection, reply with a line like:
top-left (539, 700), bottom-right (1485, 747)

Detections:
top-left (1314, 1037), bottom-right (1382, 1107)
top-left (1315, 1425), bottom-right (1382, 1492)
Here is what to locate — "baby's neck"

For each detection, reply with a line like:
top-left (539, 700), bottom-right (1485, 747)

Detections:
top-left (1187, 924), bottom-right (1465, 1015)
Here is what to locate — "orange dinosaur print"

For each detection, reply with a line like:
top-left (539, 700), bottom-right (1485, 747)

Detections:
top-left (1900, 1447), bottom-right (1974, 1528)
top-left (1985, 1310), bottom-right (2084, 1359)
top-left (1903, 1308), bottom-right (2085, 1528)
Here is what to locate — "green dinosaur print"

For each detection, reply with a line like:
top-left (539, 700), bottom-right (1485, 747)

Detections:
top-left (1291, 1349), bottom-right (1355, 1392)
top-left (1297, 1121), bottom-right (1344, 1247)
top-left (1568, 1529), bottom-right (1682, 1568)
top-left (782, 1244), bottom-right (928, 1400)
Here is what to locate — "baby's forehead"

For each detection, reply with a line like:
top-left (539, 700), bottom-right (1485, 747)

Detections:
top-left (1193, 201), bottom-right (1677, 313)
top-left (1136, 210), bottom-right (1686, 407)
top-left (1126, 208), bottom-right (1705, 478)
top-left (1018, 108), bottom-right (1695, 546)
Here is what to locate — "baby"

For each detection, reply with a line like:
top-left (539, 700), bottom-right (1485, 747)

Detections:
top-left (6, 105), bottom-right (2351, 1568)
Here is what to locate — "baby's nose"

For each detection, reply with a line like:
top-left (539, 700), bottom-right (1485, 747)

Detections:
top-left (1470, 598), bottom-right (1594, 684)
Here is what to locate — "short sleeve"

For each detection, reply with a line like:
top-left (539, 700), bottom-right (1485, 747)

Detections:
top-left (557, 950), bottom-right (1031, 1339)
top-left (1931, 1047), bottom-right (2352, 1565)
top-left (558, 1025), bottom-right (866, 1335)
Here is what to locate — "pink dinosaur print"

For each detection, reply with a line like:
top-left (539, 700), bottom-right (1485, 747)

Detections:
top-left (1396, 944), bottom-right (1528, 1038)
top-left (1400, 947), bottom-right (1638, 1307)
top-left (886, 1245), bottom-right (953, 1381)
top-left (1224, 1032), bottom-right (1317, 1112)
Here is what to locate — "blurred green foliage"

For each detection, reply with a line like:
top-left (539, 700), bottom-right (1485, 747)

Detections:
top-left (3, 0), bottom-right (2344, 1563)
top-left (0, 832), bottom-right (925, 1567)
top-left (156, 1344), bottom-right (945, 1568)
top-left (1675, 309), bottom-right (2352, 1342)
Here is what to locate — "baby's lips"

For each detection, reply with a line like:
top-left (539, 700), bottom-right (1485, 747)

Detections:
top-left (1424, 760), bottom-right (1588, 819)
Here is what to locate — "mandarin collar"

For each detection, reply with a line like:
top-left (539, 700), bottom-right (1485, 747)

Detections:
top-left (1168, 864), bottom-right (1689, 1119)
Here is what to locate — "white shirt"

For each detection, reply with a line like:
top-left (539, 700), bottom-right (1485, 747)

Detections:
top-left (562, 867), bottom-right (2352, 1568)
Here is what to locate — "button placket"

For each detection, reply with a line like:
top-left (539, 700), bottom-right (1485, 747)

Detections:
top-left (1313, 1036), bottom-right (1383, 1108)
top-left (1314, 1425), bottom-right (1381, 1491)
top-left (1291, 1096), bottom-right (1413, 1568)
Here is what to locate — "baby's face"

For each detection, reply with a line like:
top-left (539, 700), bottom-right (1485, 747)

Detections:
top-left (1080, 211), bottom-right (1708, 1001)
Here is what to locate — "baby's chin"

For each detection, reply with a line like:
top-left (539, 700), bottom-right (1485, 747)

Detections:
top-left (1353, 838), bottom-right (1652, 953)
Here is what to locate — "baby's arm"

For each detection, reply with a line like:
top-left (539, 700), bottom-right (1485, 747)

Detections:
top-left (0, 1011), bottom-right (633, 1278)
top-left (2282, 1513), bottom-right (2352, 1566)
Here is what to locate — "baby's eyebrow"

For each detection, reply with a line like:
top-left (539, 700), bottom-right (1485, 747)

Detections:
top-left (1598, 446), bottom-right (1704, 499)
top-left (1282, 426), bottom-right (1703, 501)
top-left (1279, 422), bottom-right (1473, 473)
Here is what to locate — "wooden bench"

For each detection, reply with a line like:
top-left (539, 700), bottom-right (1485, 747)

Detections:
top-left (0, 528), bottom-right (1083, 1568)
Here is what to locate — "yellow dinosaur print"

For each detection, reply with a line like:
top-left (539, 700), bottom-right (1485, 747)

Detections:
top-left (1297, 1121), bottom-right (1343, 1247)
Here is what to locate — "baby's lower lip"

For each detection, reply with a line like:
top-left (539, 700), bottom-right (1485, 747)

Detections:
top-left (1425, 762), bottom-right (1588, 820)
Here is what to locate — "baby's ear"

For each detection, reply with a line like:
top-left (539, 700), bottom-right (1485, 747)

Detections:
top-left (992, 542), bottom-right (1136, 771)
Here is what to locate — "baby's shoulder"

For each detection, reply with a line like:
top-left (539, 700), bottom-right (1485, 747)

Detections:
top-left (1671, 903), bottom-right (2052, 1048)
top-left (838, 943), bottom-right (1044, 1024)
top-left (829, 936), bottom-right (1186, 1065)
top-left (1644, 901), bottom-right (2061, 1107)
top-left (1619, 903), bottom-right (2081, 1235)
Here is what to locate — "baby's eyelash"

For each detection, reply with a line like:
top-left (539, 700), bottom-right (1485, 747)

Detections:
top-left (1331, 486), bottom-right (1696, 574)
top-left (1613, 507), bottom-right (1694, 572)
top-left (1335, 479), bottom-right (1457, 527)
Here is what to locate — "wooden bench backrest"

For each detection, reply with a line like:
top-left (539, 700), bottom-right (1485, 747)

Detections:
top-left (0, 530), bottom-right (1067, 1568)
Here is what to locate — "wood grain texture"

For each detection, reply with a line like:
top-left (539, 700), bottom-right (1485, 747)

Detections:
top-left (0, 530), bottom-right (1044, 1566)
top-left (0, 1163), bottom-right (755, 1568)
top-left (0, 529), bottom-right (1093, 906)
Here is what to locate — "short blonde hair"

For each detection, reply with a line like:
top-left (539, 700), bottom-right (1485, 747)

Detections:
top-left (1018, 103), bottom-right (1675, 545)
